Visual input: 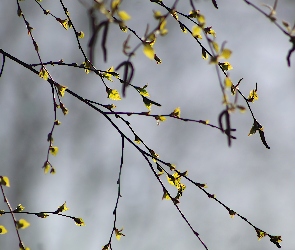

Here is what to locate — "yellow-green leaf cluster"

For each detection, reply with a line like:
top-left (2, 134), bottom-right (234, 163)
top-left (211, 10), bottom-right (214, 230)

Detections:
top-left (36, 212), bottom-right (49, 218)
top-left (204, 27), bottom-right (216, 37)
top-left (107, 88), bottom-right (121, 101)
top-left (0, 225), bottom-right (8, 234)
top-left (220, 62), bottom-right (233, 71)
top-left (14, 204), bottom-right (25, 212)
top-left (156, 115), bottom-right (166, 122)
top-left (166, 172), bottom-right (186, 200)
top-left (221, 48), bottom-right (232, 59)
top-left (55, 202), bottom-right (69, 213)
top-left (111, 0), bottom-right (131, 21)
top-left (197, 13), bottom-right (206, 27)
top-left (248, 89), bottom-right (258, 102)
top-left (170, 10), bottom-right (178, 20)
top-left (115, 228), bottom-right (125, 240)
top-left (179, 23), bottom-right (187, 33)
top-left (135, 85), bottom-right (149, 97)
top-left (269, 235), bottom-right (282, 246)
top-left (162, 190), bottom-right (170, 200)
top-left (57, 84), bottom-right (67, 97)
top-left (153, 10), bottom-right (162, 19)
top-left (224, 77), bottom-right (232, 88)
top-left (170, 107), bottom-right (181, 118)
top-left (60, 103), bottom-right (69, 115)
top-left (16, 219), bottom-right (30, 230)
top-left (56, 18), bottom-right (69, 30)
top-left (118, 11), bottom-right (131, 21)
top-left (143, 97), bottom-right (152, 110)
top-left (192, 25), bottom-right (202, 39)
top-left (73, 217), bottom-right (85, 226)
top-left (77, 31), bottom-right (84, 39)
top-left (248, 122), bottom-right (264, 137)
top-left (39, 67), bottom-right (49, 80)
top-left (202, 48), bottom-right (208, 59)
top-left (82, 61), bottom-right (91, 74)
top-left (0, 176), bottom-right (10, 187)
top-left (167, 172), bottom-right (186, 191)
top-left (143, 43), bottom-right (154, 60)
top-left (212, 41), bottom-right (219, 53)
top-left (134, 135), bottom-right (141, 144)
top-left (49, 146), bottom-right (59, 156)
top-left (102, 66), bottom-right (118, 81)
top-left (149, 149), bottom-right (159, 162)
top-left (43, 161), bottom-right (51, 174)
top-left (255, 228), bottom-right (266, 240)
top-left (102, 244), bottom-right (110, 250)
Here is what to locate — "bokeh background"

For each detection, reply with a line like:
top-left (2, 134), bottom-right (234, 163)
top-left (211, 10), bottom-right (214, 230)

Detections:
top-left (1, 0), bottom-right (295, 250)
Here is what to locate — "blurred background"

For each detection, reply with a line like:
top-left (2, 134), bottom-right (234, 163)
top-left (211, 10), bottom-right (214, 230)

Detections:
top-left (0, 0), bottom-right (295, 250)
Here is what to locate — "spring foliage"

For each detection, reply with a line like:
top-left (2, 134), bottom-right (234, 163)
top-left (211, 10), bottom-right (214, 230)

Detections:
top-left (1, 0), bottom-right (294, 249)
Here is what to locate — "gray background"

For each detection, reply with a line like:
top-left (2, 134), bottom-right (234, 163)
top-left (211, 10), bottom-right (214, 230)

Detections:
top-left (0, 0), bottom-right (295, 250)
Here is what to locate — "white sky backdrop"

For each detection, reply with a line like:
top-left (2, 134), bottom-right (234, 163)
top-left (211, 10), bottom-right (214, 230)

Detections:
top-left (0, 0), bottom-right (295, 250)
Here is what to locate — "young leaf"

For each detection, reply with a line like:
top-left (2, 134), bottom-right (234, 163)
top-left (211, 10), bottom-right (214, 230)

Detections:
top-left (118, 11), bottom-right (131, 21)
top-left (205, 27), bottom-right (216, 37)
top-left (143, 43), bottom-right (154, 60)
top-left (162, 190), bottom-right (171, 200)
top-left (111, 0), bottom-right (121, 12)
top-left (107, 88), bottom-right (121, 101)
top-left (134, 135), bottom-right (141, 144)
top-left (43, 161), bottom-right (51, 174)
top-left (202, 48), bottom-right (208, 59)
top-left (170, 107), bottom-right (181, 118)
top-left (16, 219), bottom-right (30, 229)
top-left (55, 201), bottom-right (69, 213)
top-left (102, 66), bottom-right (116, 81)
top-left (220, 62), bottom-right (233, 71)
top-left (49, 146), bottom-right (59, 156)
top-left (197, 13), bottom-right (206, 27)
top-left (82, 61), bottom-right (91, 74)
top-left (221, 48), bottom-right (232, 59)
top-left (224, 77), bottom-right (232, 88)
top-left (57, 84), bottom-right (67, 97)
top-left (14, 204), bottom-right (25, 212)
top-left (269, 235), bottom-right (282, 248)
top-left (156, 115), bottom-right (166, 122)
top-left (115, 228), bottom-right (125, 240)
top-left (36, 212), bottom-right (49, 218)
top-left (0, 225), bottom-right (8, 234)
top-left (179, 23), bottom-right (187, 33)
top-left (159, 19), bottom-right (168, 36)
top-left (149, 149), bottom-right (159, 162)
top-left (0, 176), bottom-right (10, 187)
top-left (212, 41), bottom-right (219, 53)
top-left (255, 228), bottom-right (266, 240)
top-left (39, 67), bottom-right (49, 80)
top-left (77, 31), bottom-right (85, 38)
top-left (56, 18), bottom-right (69, 30)
top-left (73, 217), bottom-right (85, 226)
top-left (248, 89), bottom-right (258, 102)
top-left (134, 86), bottom-right (150, 97)
top-left (192, 25), bottom-right (202, 39)
top-left (102, 244), bottom-right (110, 250)
top-left (60, 103), bottom-right (69, 115)
top-left (142, 97), bottom-right (151, 110)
